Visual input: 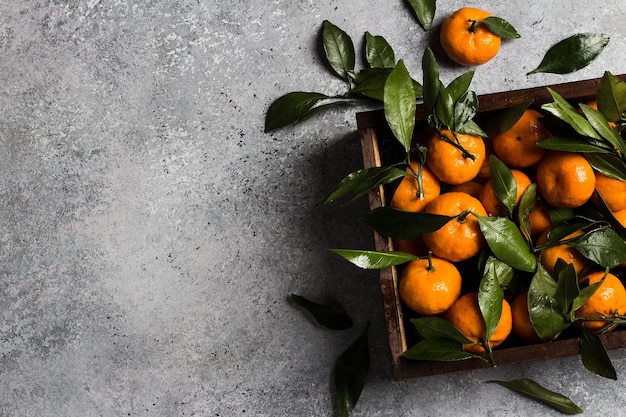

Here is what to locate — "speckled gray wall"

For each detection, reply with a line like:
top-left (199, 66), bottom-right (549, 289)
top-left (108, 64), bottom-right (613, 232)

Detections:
top-left (2, 1), bottom-right (626, 416)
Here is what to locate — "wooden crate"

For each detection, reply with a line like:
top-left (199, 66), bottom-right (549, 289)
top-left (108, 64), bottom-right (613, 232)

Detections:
top-left (357, 75), bottom-right (626, 380)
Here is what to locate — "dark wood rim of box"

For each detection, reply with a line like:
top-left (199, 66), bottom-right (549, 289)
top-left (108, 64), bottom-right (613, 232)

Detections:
top-left (357, 74), bottom-right (626, 380)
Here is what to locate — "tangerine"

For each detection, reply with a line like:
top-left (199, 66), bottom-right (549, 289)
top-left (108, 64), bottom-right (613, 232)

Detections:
top-left (491, 109), bottom-right (550, 168)
top-left (536, 151), bottom-right (596, 208)
top-left (511, 290), bottom-right (542, 344)
top-left (575, 271), bottom-right (626, 333)
top-left (422, 192), bottom-right (487, 262)
top-left (594, 171), bottom-right (626, 212)
top-left (440, 7), bottom-right (501, 66)
top-left (398, 255), bottom-right (462, 316)
top-left (478, 169), bottom-right (532, 217)
top-left (390, 162), bottom-right (441, 212)
top-left (537, 229), bottom-right (588, 277)
top-left (426, 129), bottom-right (486, 185)
top-left (445, 291), bottom-right (512, 353)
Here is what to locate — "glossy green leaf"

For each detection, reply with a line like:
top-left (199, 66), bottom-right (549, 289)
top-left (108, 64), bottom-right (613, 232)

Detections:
top-left (363, 207), bottom-right (452, 240)
top-left (453, 90), bottom-right (478, 132)
top-left (569, 226), bottom-right (626, 269)
top-left (351, 68), bottom-right (392, 101)
top-left (553, 263), bottom-right (579, 319)
top-left (597, 71), bottom-right (626, 122)
top-left (478, 261), bottom-right (505, 342)
top-left (580, 103), bottom-right (626, 156)
top-left (477, 216), bottom-right (537, 272)
top-left (542, 88), bottom-right (601, 139)
top-left (422, 48), bottom-right (440, 118)
top-left (446, 70), bottom-right (474, 102)
top-left (322, 165), bottom-right (407, 205)
top-left (409, 317), bottom-right (474, 344)
top-left (481, 16), bottom-right (521, 39)
top-left (403, 338), bottom-right (478, 361)
top-left (488, 379), bottom-right (583, 414)
top-left (291, 294), bottom-right (353, 330)
top-left (365, 32), bottom-right (396, 69)
top-left (434, 82), bottom-right (455, 130)
top-left (537, 135), bottom-right (613, 153)
top-left (404, 0), bottom-right (436, 31)
top-left (327, 249), bottom-right (419, 269)
top-left (265, 91), bottom-right (330, 132)
top-left (496, 100), bottom-right (534, 134)
top-left (484, 256), bottom-right (515, 288)
top-left (384, 60), bottom-right (416, 153)
top-left (489, 155), bottom-right (517, 215)
top-left (457, 119), bottom-right (487, 137)
top-left (322, 20), bottom-right (356, 82)
top-left (518, 184), bottom-right (538, 243)
top-left (585, 153), bottom-right (626, 181)
top-left (572, 272), bottom-right (605, 313)
top-left (527, 33), bottom-right (609, 75)
top-left (528, 265), bottom-right (571, 341)
top-left (335, 326), bottom-right (369, 417)
top-left (580, 328), bottom-right (617, 380)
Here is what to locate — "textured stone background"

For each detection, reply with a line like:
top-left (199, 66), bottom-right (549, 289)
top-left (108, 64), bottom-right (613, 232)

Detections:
top-left (1, 1), bottom-right (626, 416)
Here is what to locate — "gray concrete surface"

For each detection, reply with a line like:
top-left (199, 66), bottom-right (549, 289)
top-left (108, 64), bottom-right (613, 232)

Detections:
top-left (2, 1), bottom-right (626, 416)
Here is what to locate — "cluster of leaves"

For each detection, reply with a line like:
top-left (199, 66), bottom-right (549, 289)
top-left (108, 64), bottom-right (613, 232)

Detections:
top-left (290, 294), bottom-right (368, 417)
top-left (264, 21), bottom-right (422, 133)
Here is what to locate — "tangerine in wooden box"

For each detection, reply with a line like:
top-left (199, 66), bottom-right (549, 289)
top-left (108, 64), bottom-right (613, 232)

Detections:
top-left (356, 75), bottom-right (626, 380)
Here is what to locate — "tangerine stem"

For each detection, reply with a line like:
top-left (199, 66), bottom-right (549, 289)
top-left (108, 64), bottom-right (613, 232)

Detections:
top-left (468, 19), bottom-right (479, 34)
top-left (426, 251), bottom-right (434, 272)
top-left (438, 130), bottom-right (476, 161)
top-left (456, 209), bottom-right (473, 223)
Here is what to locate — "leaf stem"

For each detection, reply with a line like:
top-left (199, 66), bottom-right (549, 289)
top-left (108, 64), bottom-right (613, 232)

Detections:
top-left (438, 130), bottom-right (476, 161)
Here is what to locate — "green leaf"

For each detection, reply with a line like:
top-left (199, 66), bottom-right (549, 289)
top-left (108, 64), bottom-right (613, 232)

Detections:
top-left (542, 88), bottom-right (601, 140)
top-left (453, 90), bottom-right (478, 132)
top-left (322, 20), bottom-right (356, 82)
top-left (446, 70), bottom-right (475, 102)
top-left (489, 155), bottom-right (517, 215)
top-left (488, 379), bottom-right (583, 414)
top-left (404, 0), bottom-right (436, 31)
top-left (484, 256), bottom-right (515, 288)
top-left (322, 165), bottom-right (407, 205)
top-left (572, 272), bottom-right (605, 313)
top-left (364, 32), bottom-right (396, 69)
top-left (477, 216), bottom-right (537, 272)
top-left (422, 48), bottom-right (440, 118)
top-left (335, 326), bottom-right (369, 417)
top-left (362, 207), bottom-right (452, 240)
top-left (580, 103), bottom-right (626, 157)
top-left (478, 261), bottom-right (505, 342)
top-left (457, 119), bottom-right (488, 137)
top-left (527, 33), bottom-right (610, 75)
top-left (352, 68), bottom-right (423, 101)
top-left (434, 82), bottom-right (455, 130)
top-left (496, 100), bottom-right (534, 134)
top-left (291, 294), bottom-right (353, 330)
top-left (553, 263), bottom-right (580, 319)
top-left (403, 338), bottom-right (478, 361)
top-left (597, 71), bottom-right (626, 122)
top-left (580, 328), bottom-right (617, 380)
top-left (327, 249), bottom-right (419, 269)
top-left (265, 91), bottom-right (330, 132)
top-left (384, 60), bottom-right (416, 153)
top-left (481, 16), bottom-right (521, 39)
top-left (585, 153), bottom-right (626, 181)
top-left (518, 184), bottom-right (538, 242)
top-left (409, 316), bottom-right (474, 344)
top-left (537, 135), bottom-right (613, 153)
top-left (528, 265), bottom-right (571, 341)
top-left (568, 226), bottom-right (626, 269)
